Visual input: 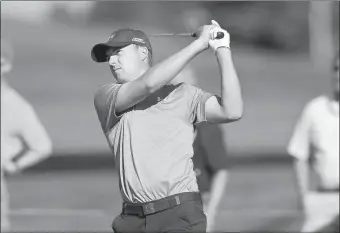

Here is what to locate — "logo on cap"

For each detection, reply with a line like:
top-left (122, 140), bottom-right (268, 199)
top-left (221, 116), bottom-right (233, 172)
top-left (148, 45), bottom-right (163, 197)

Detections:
top-left (107, 33), bottom-right (116, 42)
top-left (132, 38), bottom-right (145, 43)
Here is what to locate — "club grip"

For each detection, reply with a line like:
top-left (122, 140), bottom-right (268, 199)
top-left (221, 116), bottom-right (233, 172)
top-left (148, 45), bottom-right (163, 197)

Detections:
top-left (192, 31), bottom-right (224, 39)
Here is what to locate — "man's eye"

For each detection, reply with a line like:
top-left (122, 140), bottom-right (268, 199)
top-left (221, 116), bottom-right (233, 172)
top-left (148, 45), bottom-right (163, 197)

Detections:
top-left (106, 49), bottom-right (114, 57)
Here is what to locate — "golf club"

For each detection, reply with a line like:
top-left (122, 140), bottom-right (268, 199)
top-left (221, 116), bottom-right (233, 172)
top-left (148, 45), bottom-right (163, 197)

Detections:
top-left (150, 31), bottom-right (224, 39)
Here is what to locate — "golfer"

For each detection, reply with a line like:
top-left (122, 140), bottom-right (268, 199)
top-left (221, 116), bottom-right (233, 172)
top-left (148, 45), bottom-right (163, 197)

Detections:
top-left (91, 20), bottom-right (243, 232)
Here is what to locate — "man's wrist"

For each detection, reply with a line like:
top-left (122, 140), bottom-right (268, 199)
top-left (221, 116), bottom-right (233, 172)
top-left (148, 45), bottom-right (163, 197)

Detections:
top-left (215, 46), bottom-right (230, 53)
top-left (215, 47), bottom-right (232, 60)
top-left (192, 39), bottom-right (207, 53)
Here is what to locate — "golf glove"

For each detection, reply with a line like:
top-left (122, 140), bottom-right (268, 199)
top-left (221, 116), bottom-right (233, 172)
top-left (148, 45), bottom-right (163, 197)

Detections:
top-left (209, 20), bottom-right (230, 52)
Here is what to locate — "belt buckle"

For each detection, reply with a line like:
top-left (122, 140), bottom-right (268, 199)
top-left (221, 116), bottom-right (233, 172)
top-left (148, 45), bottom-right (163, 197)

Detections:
top-left (169, 195), bottom-right (181, 208)
top-left (143, 203), bottom-right (155, 215)
top-left (175, 196), bottom-right (180, 205)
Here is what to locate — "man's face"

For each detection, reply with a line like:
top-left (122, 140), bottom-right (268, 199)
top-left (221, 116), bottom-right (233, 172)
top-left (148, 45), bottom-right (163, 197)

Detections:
top-left (108, 44), bottom-right (143, 83)
top-left (333, 57), bottom-right (339, 94)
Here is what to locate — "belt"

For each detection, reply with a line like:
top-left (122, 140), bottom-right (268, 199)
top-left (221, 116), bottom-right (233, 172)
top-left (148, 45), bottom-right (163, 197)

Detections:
top-left (122, 192), bottom-right (201, 217)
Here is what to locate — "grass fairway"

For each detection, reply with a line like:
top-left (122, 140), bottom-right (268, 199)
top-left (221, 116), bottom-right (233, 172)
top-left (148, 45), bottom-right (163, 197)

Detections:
top-left (6, 163), bottom-right (303, 232)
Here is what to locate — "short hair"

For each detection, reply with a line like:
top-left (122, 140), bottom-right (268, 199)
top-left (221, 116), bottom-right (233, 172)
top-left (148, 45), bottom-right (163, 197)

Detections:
top-left (146, 49), bottom-right (153, 66)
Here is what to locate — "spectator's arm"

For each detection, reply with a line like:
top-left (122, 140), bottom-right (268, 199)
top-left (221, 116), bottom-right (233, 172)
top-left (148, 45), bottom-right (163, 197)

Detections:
top-left (205, 169), bottom-right (229, 232)
top-left (287, 103), bottom-right (314, 208)
top-left (205, 169), bottom-right (228, 214)
top-left (15, 105), bottom-right (52, 171)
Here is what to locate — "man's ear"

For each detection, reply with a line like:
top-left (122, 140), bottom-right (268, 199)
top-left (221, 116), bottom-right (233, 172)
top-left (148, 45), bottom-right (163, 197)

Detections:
top-left (139, 46), bottom-right (148, 61)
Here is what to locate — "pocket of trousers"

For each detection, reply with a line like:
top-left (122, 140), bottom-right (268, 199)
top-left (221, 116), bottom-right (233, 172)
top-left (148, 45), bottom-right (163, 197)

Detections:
top-left (179, 201), bottom-right (207, 228)
top-left (111, 214), bottom-right (124, 233)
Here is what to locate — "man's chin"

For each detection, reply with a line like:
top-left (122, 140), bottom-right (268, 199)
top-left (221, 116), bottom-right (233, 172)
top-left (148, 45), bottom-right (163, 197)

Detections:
top-left (115, 77), bottom-right (129, 84)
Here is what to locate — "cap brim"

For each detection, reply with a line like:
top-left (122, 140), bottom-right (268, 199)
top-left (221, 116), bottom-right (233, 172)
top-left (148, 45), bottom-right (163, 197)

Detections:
top-left (91, 42), bottom-right (131, 63)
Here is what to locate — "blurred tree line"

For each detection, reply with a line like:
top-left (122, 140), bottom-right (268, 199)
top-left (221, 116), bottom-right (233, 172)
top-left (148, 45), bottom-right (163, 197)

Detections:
top-left (88, 1), bottom-right (338, 53)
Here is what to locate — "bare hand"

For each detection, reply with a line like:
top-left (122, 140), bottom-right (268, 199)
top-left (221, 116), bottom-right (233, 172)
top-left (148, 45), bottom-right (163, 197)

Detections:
top-left (194, 24), bottom-right (220, 51)
top-left (3, 161), bottom-right (20, 175)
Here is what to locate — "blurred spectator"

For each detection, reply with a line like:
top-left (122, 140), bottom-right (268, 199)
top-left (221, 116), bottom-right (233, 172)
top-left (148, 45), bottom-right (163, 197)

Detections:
top-left (1, 38), bottom-right (53, 232)
top-left (316, 215), bottom-right (339, 233)
top-left (193, 123), bottom-right (229, 232)
top-left (287, 51), bottom-right (339, 232)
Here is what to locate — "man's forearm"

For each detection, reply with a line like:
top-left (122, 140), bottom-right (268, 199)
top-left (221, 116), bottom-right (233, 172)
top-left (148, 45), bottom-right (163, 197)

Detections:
top-left (142, 40), bottom-right (204, 93)
top-left (216, 48), bottom-right (243, 119)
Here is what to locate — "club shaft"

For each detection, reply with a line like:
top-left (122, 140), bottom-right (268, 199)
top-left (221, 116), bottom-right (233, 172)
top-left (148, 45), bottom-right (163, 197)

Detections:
top-left (151, 33), bottom-right (194, 37)
top-left (151, 32), bottom-right (224, 39)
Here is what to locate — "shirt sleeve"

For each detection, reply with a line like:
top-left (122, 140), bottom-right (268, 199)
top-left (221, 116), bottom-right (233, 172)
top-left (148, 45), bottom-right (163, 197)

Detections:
top-left (21, 105), bottom-right (52, 154)
top-left (94, 84), bottom-right (123, 134)
top-left (287, 103), bottom-right (314, 161)
top-left (185, 83), bottom-right (214, 125)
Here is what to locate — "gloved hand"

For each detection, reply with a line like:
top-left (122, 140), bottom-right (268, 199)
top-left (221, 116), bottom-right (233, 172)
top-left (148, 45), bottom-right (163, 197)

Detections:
top-left (208, 20), bottom-right (230, 52)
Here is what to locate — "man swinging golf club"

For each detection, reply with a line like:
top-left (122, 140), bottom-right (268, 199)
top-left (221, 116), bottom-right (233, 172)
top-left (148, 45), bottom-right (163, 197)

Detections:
top-left (91, 20), bottom-right (243, 232)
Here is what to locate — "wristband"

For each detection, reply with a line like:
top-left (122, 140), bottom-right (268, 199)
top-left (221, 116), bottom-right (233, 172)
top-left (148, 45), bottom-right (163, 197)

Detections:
top-left (214, 46), bottom-right (230, 54)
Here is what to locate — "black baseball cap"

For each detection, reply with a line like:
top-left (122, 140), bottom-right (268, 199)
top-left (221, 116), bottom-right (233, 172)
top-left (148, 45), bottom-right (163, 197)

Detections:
top-left (91, 28), bottom-right (152, 63)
